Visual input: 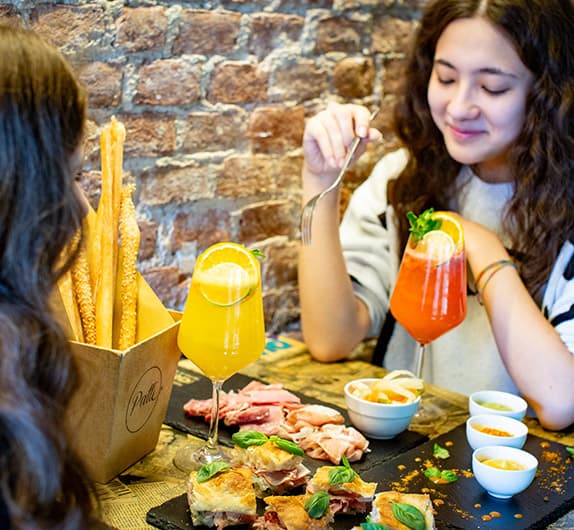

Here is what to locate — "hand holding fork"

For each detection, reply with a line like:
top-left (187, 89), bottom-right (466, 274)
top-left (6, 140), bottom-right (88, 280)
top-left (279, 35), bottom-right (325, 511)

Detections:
top-left (300, 105), bottom-right (380, 246)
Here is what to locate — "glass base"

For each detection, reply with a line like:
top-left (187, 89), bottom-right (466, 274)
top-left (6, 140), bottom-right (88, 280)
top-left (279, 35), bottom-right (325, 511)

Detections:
top-left (409, 397), bottom-right (446, 434)
top-left (172, 440), bottom-right (230, 473)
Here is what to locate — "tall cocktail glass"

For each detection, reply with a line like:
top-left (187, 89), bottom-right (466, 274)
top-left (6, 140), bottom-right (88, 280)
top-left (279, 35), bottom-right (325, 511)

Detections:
top-left (173, 242), bottom-right (265, 472)
top-left (390, 210), bottom-right (467, 428)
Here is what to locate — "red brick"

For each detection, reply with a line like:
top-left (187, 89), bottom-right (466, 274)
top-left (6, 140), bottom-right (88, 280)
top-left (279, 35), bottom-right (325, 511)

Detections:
top-left (238, 201), bottom-right (292, 243)
top-left (261, 241), bottom-right (299, 288)
top-left (171, 209), bottom-right (232, 252)
top-left (116, 6), bottom-right (168, 52)
top-left (315, 16), bottom-right (365, 53)
top-left (135, 59), bottom-right (201, 106)
top-left (139, 163), bottom-right (213, 207)
top-left (382, 58), bottom-right (406, 95)
top-left (270, 60), bottom-right (329, 102)
top-left (334, 57), bottom-right (375, 98)
top-left (208, 62), bottom-right (268, 104)
top-left (183, 110), bottom-right (249, 153)
top-left (76, 169), bottom-right (102, 211)
top-left (116, 113), bottom-right (176, 158)
top-left (248, 14), bottom-right (304, 59)
top-left (372, 16), bottom-right (415, 54)
top-left (173, 10), bottom-right (241, 56)
top-left (76, 62), bottom-right (122, 107)
top-left (138, 220), bottom-right (158, 261)
top-left (31, 4), bottom-right (106, 54)
top-left (276, 155), bottom-right (303, 191)
top-left (262, 287), bottom-right (300, 333)
top-left (217, 155), bottom-right (275, 197)
top-left (249, 106), bottom-right (305, 154)
top-left (141, 266), bottom-right (182, 309)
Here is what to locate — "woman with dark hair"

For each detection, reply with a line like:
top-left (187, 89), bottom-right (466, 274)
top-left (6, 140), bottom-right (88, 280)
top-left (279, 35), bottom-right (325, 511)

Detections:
top-left (0, 25), bottom-right (98, 528)
top-left (299, 0), bottom-right (574, 430)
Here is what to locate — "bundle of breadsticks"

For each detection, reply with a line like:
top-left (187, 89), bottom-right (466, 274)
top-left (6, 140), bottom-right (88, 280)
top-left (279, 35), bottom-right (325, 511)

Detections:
top-left (58, 117), bottom-right (141, 350)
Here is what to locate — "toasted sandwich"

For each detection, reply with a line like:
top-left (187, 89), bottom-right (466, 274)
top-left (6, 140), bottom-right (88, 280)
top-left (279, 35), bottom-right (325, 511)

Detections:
top-left (254, 494), bottom-right (334, 530)
top-left (186, 466), bottom-right (257, 528)
top-left (231, 439), bottom-right (310, 495)
top-left (366, 491), bottom-right (436, 530)
top-left (306, 464), bottom-right (377, 514)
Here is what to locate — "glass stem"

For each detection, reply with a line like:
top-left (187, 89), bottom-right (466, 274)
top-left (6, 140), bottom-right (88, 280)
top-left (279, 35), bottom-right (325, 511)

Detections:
top-left (206, 380), bottom-right (223, 453)
top-left (415, 343), bottom-right (426, 379)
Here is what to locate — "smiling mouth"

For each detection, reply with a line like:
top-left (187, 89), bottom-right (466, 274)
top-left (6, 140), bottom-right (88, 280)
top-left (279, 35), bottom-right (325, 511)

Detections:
top-left (447, 124), bottom-right (483, 140)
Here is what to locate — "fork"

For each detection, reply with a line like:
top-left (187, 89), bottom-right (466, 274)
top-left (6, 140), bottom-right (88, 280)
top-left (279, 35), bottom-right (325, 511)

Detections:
top-left (300, 108), bottom-right (379, 246)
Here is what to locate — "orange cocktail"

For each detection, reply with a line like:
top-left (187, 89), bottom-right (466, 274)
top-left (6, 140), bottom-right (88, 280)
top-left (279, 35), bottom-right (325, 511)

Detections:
top-left (390, 242), bottom-right (466, 344)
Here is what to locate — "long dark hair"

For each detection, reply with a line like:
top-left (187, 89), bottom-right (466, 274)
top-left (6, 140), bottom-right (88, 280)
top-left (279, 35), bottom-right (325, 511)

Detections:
top-left (0, 25), bottom-right (97, 528)
top-left (389, 0), bottom-right (574, 297)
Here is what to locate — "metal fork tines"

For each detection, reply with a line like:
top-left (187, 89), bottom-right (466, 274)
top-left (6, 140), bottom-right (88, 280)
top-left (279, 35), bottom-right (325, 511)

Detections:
top-left (300, 108), bottom-right (379, 246)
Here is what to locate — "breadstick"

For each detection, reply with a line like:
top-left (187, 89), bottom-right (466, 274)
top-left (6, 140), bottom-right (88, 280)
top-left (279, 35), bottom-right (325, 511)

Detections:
top-left (118, 184), bottom-right (140, 350)
top-left (110, 116), bottom-right (125, 251)
top-left (94, 123), bottom-right (115, 348)
top-left (57, 269), bottom-right (84, 342)
top-left (70, 230), bottom-right (96, 345)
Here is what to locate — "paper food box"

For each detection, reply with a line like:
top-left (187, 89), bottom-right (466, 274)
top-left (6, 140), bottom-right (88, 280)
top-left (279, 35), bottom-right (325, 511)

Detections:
top-left (62, 283), bottom-right (180, 483)
top-left (54, 117), bottom-right (182, 483)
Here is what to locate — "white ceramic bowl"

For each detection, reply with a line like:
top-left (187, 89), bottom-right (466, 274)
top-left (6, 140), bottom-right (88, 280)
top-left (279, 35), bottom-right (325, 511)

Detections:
top-left (344, 378), bottom-right (421, 439)
top-left (466, 414), bottom-right (528, 451)
top-left (469, 390), bottom-right (527, 420)
top-left (472, 446), bottom-right (538, 499)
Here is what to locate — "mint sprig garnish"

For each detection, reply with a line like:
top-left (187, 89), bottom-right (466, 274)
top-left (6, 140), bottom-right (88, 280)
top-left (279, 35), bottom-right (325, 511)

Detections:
top-left (407, 208), bottom-right (441, 243)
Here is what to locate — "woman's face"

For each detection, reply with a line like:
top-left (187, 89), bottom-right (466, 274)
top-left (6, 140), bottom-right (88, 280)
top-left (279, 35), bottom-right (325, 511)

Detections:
top-left (427, 17), bottom-right (533, 182)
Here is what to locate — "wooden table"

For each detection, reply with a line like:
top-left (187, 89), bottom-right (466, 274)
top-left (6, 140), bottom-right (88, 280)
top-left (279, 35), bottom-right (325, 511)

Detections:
top-left (98, 336), bottom-right (574, 529)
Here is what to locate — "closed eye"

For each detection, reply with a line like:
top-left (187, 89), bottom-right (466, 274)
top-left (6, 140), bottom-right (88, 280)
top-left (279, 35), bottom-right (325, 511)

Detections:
top-left (483, 86), bottom-right (509, 95)
top-left (437, 77), bottom-right (454, 85)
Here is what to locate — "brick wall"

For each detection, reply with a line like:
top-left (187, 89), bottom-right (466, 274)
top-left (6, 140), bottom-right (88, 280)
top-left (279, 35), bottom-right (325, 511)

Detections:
top-left (0, 0), bottom-right (424, 333)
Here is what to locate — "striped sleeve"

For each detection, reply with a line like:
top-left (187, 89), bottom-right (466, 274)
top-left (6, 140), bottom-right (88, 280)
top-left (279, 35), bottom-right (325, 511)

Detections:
top-left (541, 240), bottom-right (574, 353)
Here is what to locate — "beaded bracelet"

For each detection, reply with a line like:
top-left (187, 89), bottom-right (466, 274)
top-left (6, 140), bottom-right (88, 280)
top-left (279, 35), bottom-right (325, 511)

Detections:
top-left (475, 259), bottom-right (518, 305)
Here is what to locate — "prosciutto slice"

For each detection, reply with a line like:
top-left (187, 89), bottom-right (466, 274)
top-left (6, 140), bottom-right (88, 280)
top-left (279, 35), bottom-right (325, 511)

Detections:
top-left (182, 381), bottom-right (369, 464)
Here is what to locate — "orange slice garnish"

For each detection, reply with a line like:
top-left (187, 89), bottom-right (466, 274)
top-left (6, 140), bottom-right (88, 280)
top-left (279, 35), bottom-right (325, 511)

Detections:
top-left (194, 243), bottom-right (260, 307)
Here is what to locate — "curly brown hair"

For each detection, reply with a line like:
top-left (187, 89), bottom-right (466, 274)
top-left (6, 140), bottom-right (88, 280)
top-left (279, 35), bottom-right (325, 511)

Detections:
top-left (0, 25), bottom-right (98, 528)
top-left (388, 0), bottom-right (574, 297)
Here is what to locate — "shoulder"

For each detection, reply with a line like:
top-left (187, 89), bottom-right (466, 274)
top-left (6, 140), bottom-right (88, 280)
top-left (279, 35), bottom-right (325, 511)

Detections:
top-left (348, 148), bottom-right (408, 210)
top-left (367, 148), bottom-right (409, 187)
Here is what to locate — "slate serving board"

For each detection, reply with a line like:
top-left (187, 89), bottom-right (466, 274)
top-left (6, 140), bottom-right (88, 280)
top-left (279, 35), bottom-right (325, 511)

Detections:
top-left (147, 422), bottom-right (574, 530)
top-left (155, 370), bottom-right (574, 529)
top-left (358, 423), bottom-right (574, 529)
top-left (163, 369), bottom-right (428, 473)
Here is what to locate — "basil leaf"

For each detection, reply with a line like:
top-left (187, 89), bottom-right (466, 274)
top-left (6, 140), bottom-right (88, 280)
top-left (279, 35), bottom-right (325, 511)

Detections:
top-left (567, 447), bottom-right (574, 455)
top-left (391, 502), bottom-right (426, 530)
top-left (231, 430), bottom-right (268, 448)
top-left (433, 443), bottom-right (450, 459)
top-left (424, 467), bottom-right (441, 479)
top-left (328, 454), bottom-right (357, 484)
top-left (440, 469), bottom-right (458, 483)
top-left (196, 461), bottom-right (231, 483)
top-left (329, 466), bottom-right (355, 485)
top-left (269, 435), bottom-right (304, 456)
top-left (304, 491), bottom-right (330, 519)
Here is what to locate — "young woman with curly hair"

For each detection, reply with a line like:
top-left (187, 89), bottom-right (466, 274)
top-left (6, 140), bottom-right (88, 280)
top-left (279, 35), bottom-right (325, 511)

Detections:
top-left (0, 25), bottom-right (99, 528)
top-left (299, 0), bottom-right (574, 431)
